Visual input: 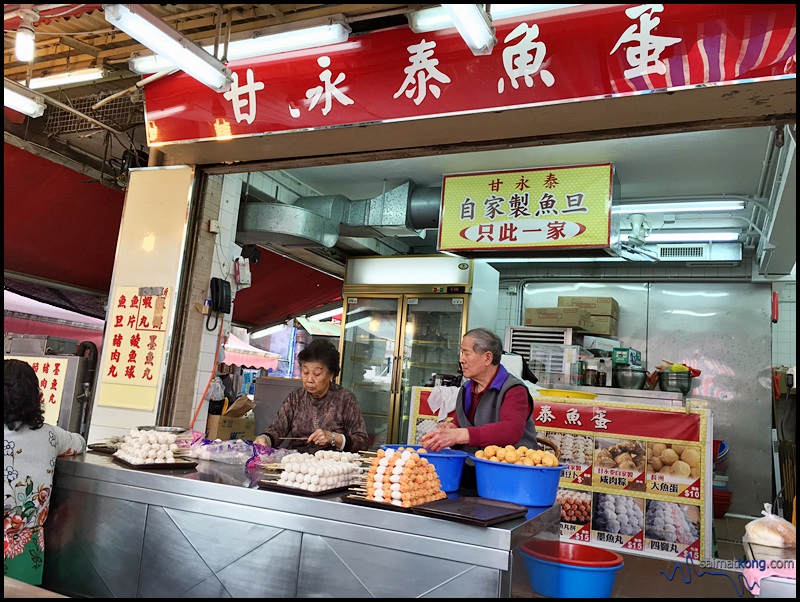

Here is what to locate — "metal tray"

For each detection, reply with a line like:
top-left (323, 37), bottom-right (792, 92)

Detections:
top-left (88, 443), bottom-right (117, 455)
top-left (113, 457), bottom-right (197, 470)
top-left (411, 496), bottom-right (528, 526)
top-left (258, 481), bottom-right (351, 497)
top-left (339, 494), bottom-right (414, 513)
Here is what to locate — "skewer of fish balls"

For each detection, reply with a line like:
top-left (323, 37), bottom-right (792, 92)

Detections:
top-left (364, 448), bottom-right (446, 508)
top-left (276, 453), bottom-right (363, 492)
top-left (112, 428), bottom-right (180, 464)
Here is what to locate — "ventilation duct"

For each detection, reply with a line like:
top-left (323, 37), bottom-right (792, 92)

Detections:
top-left (236, 181), bottom-right (442, 274)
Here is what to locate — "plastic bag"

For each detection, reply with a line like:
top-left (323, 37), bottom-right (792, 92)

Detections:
top-left (187, 438), bottom-right (254, 464)
top-left (246, 443), bottom-right (297, 471)
top-left (744, 503), bottom-right (797, 548)
top-left (206, 376), bottom-right (226, 402)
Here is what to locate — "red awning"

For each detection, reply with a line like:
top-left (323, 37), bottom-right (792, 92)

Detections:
top-left (231, 249), bottom-right (343, 329)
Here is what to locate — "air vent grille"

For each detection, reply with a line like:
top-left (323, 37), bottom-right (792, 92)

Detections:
top-left (504, 326), bottom-right (573, 368)
top-left (659, 244), bottom-right (707, 259)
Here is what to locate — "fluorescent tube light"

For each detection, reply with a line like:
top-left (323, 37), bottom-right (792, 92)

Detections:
top-left (103, 4), bottom-right (232, 92)
top-left (409, 4), bottom-right (580, 33)
top-left (621, 232), bottom-right (741, 243)
top-left (441, 4), bottom-right (496, 56)
top-left (613, 201), bottom-right (746, 214)
top-left (28, 68), bottom-right (106, 90)
top-left (4, 78), bottom-right (46, 118)
top-left (488, 256), bottom-right (626, 263)
top-left (130, 22), bottom-right (351, 74)
top-left (307, 307), bottom-right (343, 321)
top-left (251, 323), bottom-right (288, 339)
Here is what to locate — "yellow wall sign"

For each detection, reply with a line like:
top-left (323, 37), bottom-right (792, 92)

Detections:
top-left (438, 164), bottom-right (614, 253)
top-left (5, 355), bottom-right (67, 426)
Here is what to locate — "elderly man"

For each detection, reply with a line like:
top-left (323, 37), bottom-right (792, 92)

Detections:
top-left (421, 327), bottom-right (538, 453)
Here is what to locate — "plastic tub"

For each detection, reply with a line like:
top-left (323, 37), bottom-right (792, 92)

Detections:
top-left (380, 445), bottom-right (468, 492)
top-left (472, 456), bottom-right (563, 506)
top-left (520, 540), bottom-right (624, 598)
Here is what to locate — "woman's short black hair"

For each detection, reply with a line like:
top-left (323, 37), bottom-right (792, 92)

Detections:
top-left (297, 338), bottom-right (341, 379)
top-left (4, 359), bottom-right (45, 431)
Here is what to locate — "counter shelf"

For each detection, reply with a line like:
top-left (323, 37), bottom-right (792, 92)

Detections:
top-left (44, 453), bottom-right (559, 598)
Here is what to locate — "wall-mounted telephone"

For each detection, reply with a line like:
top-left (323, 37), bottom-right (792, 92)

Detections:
top-left (207, 277), bottom-right (232, 331)
top-left (210, 277), bottom-right (232, 314)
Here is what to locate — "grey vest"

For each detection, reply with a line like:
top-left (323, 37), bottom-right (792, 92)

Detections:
top-left (455, 371), bottom-right (538, 455)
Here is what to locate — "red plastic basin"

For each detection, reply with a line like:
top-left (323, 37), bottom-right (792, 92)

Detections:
top-left (522, 540), bottom-right (623, 568)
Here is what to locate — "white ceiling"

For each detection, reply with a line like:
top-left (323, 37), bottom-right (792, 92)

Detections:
top-left (284, 126), bottom-right (771, 203)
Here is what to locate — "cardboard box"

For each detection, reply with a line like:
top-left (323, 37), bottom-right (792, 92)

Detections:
top-left (524, 307), bottom-right (592, 331)
top-left (580, 335), bottom-right (621, 352)
top-left (206, 414), bottom-right (256, 441)
top-left (612, 347), bottom-right (642, 366)
top-left (206, 394), bottom-right (257, 440)
top-left (557, 296), bottom-right (620, 319)
top-left (583, 315), bottom-right (619, 336)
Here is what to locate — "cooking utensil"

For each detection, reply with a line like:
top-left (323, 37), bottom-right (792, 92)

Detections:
top-left (612, 367), bottom-right (647, 389)
top-left (657, 371), bottom-right (693, 394)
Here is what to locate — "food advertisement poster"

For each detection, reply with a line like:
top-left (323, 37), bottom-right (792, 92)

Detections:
top-left (408, 386), bottom-right (457, 446)
top-left (536, 396), bottom-right (710, 561)
top-left (98, 285), bottom-right (171, 410)
top-left (438, 164), bottom-right (613, 254)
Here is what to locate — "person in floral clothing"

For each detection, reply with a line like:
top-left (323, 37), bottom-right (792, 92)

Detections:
top-left (4, 359), bottom-right (86, 585)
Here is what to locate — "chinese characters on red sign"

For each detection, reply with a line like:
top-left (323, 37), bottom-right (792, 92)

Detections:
top-left (143, 4), bottom-right (795, 145)
top-left (101, 287), bottom-right (170, 388)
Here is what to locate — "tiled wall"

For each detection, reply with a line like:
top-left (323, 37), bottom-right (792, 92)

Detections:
top-left (772, 282), bottom-right (796, 367)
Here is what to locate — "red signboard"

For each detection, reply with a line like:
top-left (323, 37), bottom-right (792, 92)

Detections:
top-left (143, 4), bottom-right (796, 146)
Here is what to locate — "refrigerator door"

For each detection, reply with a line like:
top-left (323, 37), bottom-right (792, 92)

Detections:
top-left (397, 295), bottom-right (467, 444)
top-left (339, 295), bottom-right (402, 449)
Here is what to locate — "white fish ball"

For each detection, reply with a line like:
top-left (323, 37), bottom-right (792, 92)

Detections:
top-left (390, 483), bottom-right (401, 491)
top-left (156, 450), bottom-right (166, 459)
top-left (378, 457), bottom-right (389, 467)
top-left (310, 475), bottom-right (320, 485)
top-left (391, 466), bottom-right (404, 476)
top-left (166, 457), bottom-right (176, 464)
top-left (389, 474), bottom-right (401, 483)
top-left (154, 457), bottom-right (165, 464)
top-left (391, 499), bottom-right (403, 506)
top-left (401, 451), bottom-right (412, 461)
top-left (376, 466), bottom-right (386, 475)
top-left (299, 482), bottom-right (309, 490)
top-left (299, 464), bottom-right (308, 474)
top-left (391, 490), bottom-right (402, 500)
top-left (385, 449), bottom-right (396, 459)
top-left (395, 458), bottom-right (406, 467)
top-left (144, 457), bottom-right (155, 464)
top-left (147, 449), bottom-right (158, 458)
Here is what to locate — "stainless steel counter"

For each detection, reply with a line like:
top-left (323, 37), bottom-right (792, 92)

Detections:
top-left (43, 453), bottom-right (559, 598)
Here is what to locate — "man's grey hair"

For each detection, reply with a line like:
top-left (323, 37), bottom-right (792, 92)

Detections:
top-left (464, 328), bottom-right (503, 365)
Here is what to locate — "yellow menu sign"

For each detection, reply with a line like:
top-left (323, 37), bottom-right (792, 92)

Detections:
top-left (438, 163), bottom-right (614, 253)
top-left (5, 355), bottom-right (67, 426)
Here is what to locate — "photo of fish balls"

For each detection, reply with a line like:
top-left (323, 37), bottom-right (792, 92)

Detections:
top-left (646, 442), bottom-right (702, 479)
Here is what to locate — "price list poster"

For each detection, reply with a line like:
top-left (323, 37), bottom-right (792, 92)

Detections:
top-left (98, 286), bottom-right (171, 411)
top-left (535, 396), bottom-right (711, 561)
top-left (5, 356), bottom-right (67, 426)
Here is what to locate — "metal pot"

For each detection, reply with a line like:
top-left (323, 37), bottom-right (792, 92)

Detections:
top-left (612, 367), bottom-right (647, 389)
top-left (657, 371), bottom-right (692, 394)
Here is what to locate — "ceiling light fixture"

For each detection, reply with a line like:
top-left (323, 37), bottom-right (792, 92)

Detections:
top-left (129, 20), bottom-right (352, 74)
top-left (307, 307), bottom-right (343, 321)
top-left (613, 200), bottom-right (747, 215)
top-left (28, 67), bottom-right (107, 90)
top-left (251, 323), bottom-right (288, 339)
top-left (4, 78), bottom-right (46, 118)
top-left (440, 4), bottom-right (496, 56)
top-left (103, 4), bottom-right (232, 92)
top-left (15, 8), bottom-right (39, 63)
top-left (621, 231), bottom-right (742, 243)
top-left (408, 4), bottom-right (579, 34)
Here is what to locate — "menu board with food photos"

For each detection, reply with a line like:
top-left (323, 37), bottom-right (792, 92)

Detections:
top-left (535, 394), bottom-right (711, 561)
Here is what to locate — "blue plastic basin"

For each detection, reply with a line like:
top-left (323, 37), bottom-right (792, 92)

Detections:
top-left (472, 455), bottom-right (563, 506)
top-left (380, 444), bottom-right (468, 492)
top-left (520, 540), bottom-right (623, 598)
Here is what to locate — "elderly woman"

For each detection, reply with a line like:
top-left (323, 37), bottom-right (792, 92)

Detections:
top-left (421, 327), bottom-right (538, 454)
top-left (254, 338), bottom-right (369, 452)
top-left (4, 359), bottom-right (86, 585)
